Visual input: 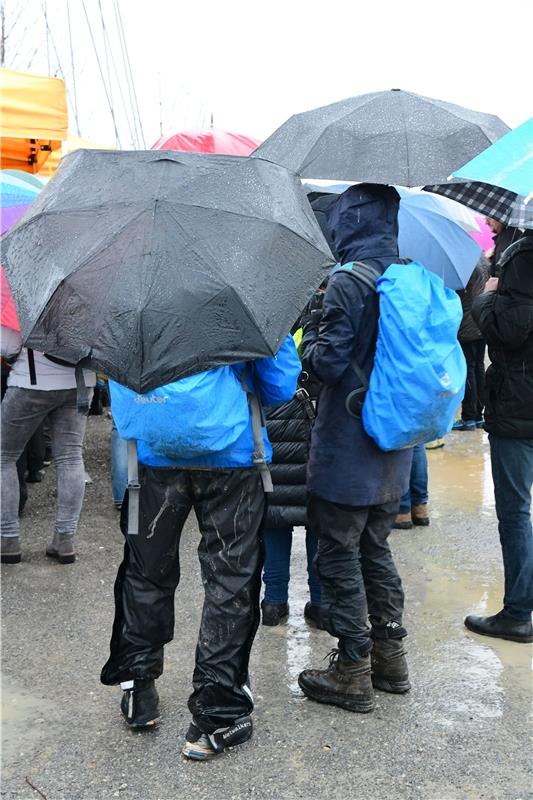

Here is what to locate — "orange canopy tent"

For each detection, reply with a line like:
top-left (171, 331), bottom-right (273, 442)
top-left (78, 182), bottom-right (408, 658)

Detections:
top-left (0, 68), bottom-right (68, 173)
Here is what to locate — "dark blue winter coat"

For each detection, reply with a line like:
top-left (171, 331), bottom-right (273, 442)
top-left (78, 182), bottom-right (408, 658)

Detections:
top-left (302, 184), bottom-right (412, 506)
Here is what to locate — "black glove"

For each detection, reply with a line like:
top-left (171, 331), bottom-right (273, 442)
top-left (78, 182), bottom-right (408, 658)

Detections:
top-left (300, 290), bottom-right (324, 330)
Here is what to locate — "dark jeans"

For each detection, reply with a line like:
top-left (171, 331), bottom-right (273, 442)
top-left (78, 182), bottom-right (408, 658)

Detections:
top-left (262, 527), bottom-right (321, 605)
top-left (308, 494), bottom-right (405, 660)
top-left (400, 443), bottom-right (428, 513)
top-left (460, 339), bottom-right (485, 421)
top-left (101, 467), bottom-right (265, 734)
top-left (489, 435), bottom-right (533, 620)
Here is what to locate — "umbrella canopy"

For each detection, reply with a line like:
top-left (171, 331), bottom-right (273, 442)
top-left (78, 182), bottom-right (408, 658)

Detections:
top-left (151, 125), bottom-right (260, 155)
top-left (396, 188), bottom-right (482, 289)
top-left (251, 88), bottom-right (509, 186)
top-left (1, 170), bottom-right (44, 331)
top-left (451, 116), bottom-right (533, 199)
top-left (423, 180), bottom-right (533, 229)
top-left (1, 169), bottom-right (43, 234)
top-left (1, 149), bottom-right (334, 392)
top-left (306, 183), bottom-right (482, 288)
top-left (0, 68), bottom-right (68, 174)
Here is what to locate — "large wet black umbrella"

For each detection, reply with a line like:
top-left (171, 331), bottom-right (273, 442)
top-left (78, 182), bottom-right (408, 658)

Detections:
top-left (252, 89), bottom-right (510, 186)
top-left (1, 149), bottom-right (334, 392)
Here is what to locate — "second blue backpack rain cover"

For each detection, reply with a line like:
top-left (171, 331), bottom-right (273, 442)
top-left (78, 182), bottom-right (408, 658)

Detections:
top-left (362, 261), bottom-right (467, 450)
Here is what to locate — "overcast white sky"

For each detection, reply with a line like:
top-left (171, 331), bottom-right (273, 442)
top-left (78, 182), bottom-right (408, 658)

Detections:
top-left (3, 0), bottom-right (532, 148)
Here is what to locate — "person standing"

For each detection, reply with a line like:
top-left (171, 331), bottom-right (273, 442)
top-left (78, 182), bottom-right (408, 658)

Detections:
top-left (453, 256), bottom-right (491, 431)
top-left (465, 231), bottom-right (533, 643)
top-left (100, 336), bottom-right (301, 760)
top-left (298, 185), bottom-right (413, 713)
top-left (0, 348), bottom-right (95, 564)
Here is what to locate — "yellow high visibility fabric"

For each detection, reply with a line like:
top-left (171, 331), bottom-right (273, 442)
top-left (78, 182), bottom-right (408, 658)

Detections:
top-left (0, 68), bottom-right (68, 174)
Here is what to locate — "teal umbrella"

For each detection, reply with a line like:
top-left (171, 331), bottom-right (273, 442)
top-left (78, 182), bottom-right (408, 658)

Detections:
top-left (452, 117), bottom-right (533, 200)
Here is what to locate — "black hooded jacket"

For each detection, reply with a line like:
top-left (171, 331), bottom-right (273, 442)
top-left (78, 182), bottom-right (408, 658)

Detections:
top-left (472, 232), bottom-right (533, 438)
top-left (301, 184), bottom-right (412, 506)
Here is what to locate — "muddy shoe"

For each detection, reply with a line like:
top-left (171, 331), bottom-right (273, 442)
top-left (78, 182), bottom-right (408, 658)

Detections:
top-left (371, 638), bottom-right (411, 693)
top-left (392, 512), bottom-right (413, 530)
top-left (1, 536), bottom-right (22, 564)
top-left (46, 533), bottom-right (76, 564)
top-left (464, 611), bottom-right (533, 643)
top-left (298, 650), bottom-right (375, 713)
top-left (182, 716), bottom-right (253, 761)
top-left (120, 679), bottom-right (160, 728)
top-left (411, 504), bottom-right (430, 526)
top-left (261, 600), bottom-right (289, 626)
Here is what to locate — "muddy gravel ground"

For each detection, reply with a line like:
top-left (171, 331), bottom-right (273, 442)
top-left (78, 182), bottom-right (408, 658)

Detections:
top-left (1, 414), bottom-right (532, 800)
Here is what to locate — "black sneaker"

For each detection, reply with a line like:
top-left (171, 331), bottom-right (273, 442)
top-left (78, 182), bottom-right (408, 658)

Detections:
top-left (261, 600), bottom-right (289, 626)
top-left (120, 679), bottom-right (160, 728)
top-left (182, 716), bottom-right (253, 761)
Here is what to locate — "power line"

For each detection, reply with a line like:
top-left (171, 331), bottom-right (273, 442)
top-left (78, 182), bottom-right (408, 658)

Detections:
top-left (114, 0), bottom-right (145, 148)
top-left (66, 0), bottom-right (81, 136)
top-left (81, 0), bottom-right (122, 147)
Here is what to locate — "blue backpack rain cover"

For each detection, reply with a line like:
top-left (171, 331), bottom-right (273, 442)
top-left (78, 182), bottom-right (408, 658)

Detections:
top-left (362, 261), bottom-right (466, 451)
top-left (109, 366), bottom-right (250, 459)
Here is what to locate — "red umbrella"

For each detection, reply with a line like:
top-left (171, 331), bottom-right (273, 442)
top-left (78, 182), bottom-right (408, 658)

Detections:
top-left (151, 125), bottom-right (261, 155)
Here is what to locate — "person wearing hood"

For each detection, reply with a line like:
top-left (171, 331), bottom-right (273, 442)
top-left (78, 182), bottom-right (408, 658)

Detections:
top-left (298, 184), bottom-right (413, 713)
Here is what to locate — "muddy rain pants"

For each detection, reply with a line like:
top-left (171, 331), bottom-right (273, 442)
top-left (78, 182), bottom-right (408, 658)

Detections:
top-left (308, 494), bottom-right (406, 660)
top-left (101, 466), bottom-right (265, 733)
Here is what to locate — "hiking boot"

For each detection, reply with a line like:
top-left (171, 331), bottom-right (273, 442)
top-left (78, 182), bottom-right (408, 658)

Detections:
top-left (1, 536), bottom-right (22, 564)
top-left (304, 601), bottom-right (324, 630)
top-left (261, 600), bottom-right (289, 626)
top-left (120, 679), bottom-right (160, 728)
top-left (393, 512), bottom-right (413, 530)
top-left (298, 650), bottom-right (375, 713)
top-left (371, 638), bottom-right (411, 693)
top-left (464, 610), bottom-right (533, 643)
top-left (46, 533), bottom-right (76, 564)
top-left (411, 504), bottom-right (430, 527)
top-left (182, 716), bottom-right (253, 761)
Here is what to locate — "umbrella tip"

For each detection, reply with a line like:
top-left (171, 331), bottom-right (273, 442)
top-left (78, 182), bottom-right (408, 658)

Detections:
top-left (391, 88), bottom-right (401, 92)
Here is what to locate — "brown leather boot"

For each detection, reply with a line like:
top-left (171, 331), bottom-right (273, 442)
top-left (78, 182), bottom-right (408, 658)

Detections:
top-left (371, 638), bottom-right (411, 694)
top-left (392, 511), bottom-right (413, 530)
top-left (46, 533), bottom-right (76, 564)
top-left (298, 650), bottom-right (375, 713)
top-left (411, 503), bottom-right (430, 526)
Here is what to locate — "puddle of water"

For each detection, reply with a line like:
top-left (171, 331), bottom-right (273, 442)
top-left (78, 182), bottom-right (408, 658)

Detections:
top-left (428, 431), bottom-right (494, 516)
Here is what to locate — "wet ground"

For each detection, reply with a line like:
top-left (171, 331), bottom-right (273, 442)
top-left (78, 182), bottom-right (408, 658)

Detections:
top-left (1, 416), bottom-right (532, 800)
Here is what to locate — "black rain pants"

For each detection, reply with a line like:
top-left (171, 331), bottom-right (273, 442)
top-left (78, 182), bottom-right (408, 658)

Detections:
top-left (101, 466), bottom-right (265, 734)
top-left (308, 493), bottom-right (406, 661)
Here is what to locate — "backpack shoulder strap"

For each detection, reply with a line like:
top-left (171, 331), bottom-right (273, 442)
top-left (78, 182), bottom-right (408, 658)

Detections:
top-left (331, 261), bottom-right (381, 293)
top-left (127, 440), bottom-right (141, 536)
top-left (239, 368), bottom-right (273, 493)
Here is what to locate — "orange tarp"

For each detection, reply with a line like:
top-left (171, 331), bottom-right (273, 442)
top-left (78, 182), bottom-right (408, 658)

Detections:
top-left (0, 68), bottom-right (68, 173)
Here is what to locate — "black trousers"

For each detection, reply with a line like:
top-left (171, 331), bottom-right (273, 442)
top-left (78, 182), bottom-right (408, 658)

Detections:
top-left (460, 339), bottom-right (486, 422)
top-left (308, 494), bottom-right (406, 660)
top-left (101, 467), bottom-right (265, 734)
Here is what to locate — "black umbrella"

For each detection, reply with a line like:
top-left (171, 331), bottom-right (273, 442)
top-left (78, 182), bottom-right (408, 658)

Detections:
top-left (251, 89), bottom-right (510, 186)
top-left (1, 149), bottom-right (334, 392)
top-left (423, 180), bottom-right (533, 228)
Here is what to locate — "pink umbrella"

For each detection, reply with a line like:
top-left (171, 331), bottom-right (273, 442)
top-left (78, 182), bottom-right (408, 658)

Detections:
top-left (469, 215), bottom-right (495, 253)
top-left (151, 125), bottom-right (261, 156)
